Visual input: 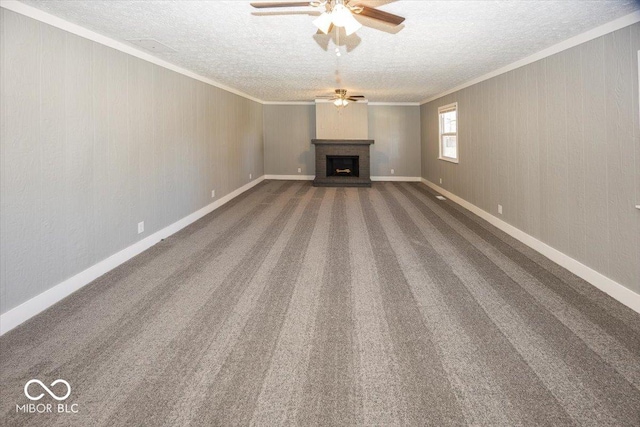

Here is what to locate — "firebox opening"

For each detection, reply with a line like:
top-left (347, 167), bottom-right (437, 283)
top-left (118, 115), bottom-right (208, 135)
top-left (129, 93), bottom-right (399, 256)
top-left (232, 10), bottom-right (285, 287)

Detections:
top-left (327, 155), bottom-right (360, 177)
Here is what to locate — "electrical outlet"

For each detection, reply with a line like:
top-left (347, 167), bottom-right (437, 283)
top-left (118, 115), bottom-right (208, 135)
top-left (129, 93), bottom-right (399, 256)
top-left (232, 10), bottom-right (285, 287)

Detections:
top-left (298, 168), bottom-right (302, 173)
top-left (498, 204), bottom-right (503, 215)
top-left (211, 190), bottom-right (215, 198)
top-left (391, 169), bottom-right (395, 175)
top-left (439, 178), bottom-right (443, 184)
top-left (249, 173), bottom-right (252, 180)
top-left (138, 221), bottom-right (144, 234)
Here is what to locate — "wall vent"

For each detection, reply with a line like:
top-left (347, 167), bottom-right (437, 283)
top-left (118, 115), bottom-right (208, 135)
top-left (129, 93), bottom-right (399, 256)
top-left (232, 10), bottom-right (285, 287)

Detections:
top-left (126, 38), bottom-right (175, 53)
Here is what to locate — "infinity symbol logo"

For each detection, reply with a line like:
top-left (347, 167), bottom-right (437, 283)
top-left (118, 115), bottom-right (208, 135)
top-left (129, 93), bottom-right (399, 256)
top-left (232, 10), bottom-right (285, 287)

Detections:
top-left (24, 379), bottom-right (71, 401)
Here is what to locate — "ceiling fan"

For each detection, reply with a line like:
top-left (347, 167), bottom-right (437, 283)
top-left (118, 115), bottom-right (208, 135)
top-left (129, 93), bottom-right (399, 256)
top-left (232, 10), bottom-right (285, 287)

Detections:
top-left (317, 89), bottom-right (366, 108)
top-left (250, 0), bottom-right (405, 35)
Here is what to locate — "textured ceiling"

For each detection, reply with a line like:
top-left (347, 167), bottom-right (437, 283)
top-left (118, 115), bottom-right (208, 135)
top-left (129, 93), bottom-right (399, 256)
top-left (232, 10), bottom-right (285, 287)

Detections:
top-left (19, 0), bottom-right (640, 102)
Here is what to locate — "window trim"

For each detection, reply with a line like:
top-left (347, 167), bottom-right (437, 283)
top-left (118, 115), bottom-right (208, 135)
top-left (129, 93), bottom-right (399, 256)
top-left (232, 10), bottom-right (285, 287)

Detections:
top-left (438, 102), bottom-right (459, 164)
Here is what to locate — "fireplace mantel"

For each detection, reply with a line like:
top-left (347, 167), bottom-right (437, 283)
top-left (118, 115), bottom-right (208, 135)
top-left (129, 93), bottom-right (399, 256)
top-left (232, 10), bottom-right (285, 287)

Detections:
top-left (312, 139), bottom-right (374, 187)
top-left (312, 139), bottom-right (374, 146)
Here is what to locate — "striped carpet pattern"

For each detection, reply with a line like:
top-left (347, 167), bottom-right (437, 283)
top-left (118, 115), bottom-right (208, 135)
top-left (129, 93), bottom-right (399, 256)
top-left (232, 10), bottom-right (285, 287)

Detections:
top-left (1, 181), bottom-right (640, 426)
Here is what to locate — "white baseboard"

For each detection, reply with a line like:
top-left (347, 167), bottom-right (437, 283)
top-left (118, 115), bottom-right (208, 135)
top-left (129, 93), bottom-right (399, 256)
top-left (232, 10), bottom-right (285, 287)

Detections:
top-left (371, 176), bottom-right (422, 182)
top-left (264, 175), bottom-right (422, 182)
top-left (420, 178), bottom-right (640, 314)
top-left (264, 174), bottom-right (314, 180)
top-left (0, 176), bottom-right (266, 335)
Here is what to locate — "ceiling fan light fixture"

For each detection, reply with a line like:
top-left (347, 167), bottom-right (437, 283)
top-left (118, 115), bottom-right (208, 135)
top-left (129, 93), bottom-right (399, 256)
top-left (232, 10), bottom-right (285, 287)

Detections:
top-left (313, 12), bottom-right (333, 34)
top-left (325, 3), bottom-right (361, 36)
top-left (333, 98), bottom-right (349, 108)
top-left (330, 3), bottom-right (349, 26)
top-left (341, 12), bottom-right (362, 36)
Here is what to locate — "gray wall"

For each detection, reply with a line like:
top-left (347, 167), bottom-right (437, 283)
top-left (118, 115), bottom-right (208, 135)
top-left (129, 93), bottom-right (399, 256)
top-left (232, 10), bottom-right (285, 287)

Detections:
top-left (316, 102), bottom-right (368, 139)
top-left (263, 105), bottom-right (316, 176)
top-left (369, 105), bottom-right (421, 177)
top-left (264, 104), bottom-right (421, 178)
top-left (421, 23), bottom-right (640, 294)
top-left (0, 9), bottom-right (264, 315)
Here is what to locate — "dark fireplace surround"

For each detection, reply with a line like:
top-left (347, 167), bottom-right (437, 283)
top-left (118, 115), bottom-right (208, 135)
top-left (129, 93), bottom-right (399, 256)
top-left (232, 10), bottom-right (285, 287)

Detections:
top-left (312, 139), bottom-right (374, 187)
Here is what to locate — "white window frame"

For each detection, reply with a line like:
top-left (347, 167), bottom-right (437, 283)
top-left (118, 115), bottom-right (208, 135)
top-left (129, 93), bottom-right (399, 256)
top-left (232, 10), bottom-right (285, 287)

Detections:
top-left (438, 102), bottom-right (459, 164)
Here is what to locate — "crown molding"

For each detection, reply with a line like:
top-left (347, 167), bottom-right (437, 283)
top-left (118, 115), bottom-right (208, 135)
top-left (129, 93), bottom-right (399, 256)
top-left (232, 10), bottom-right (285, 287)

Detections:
top-left (420, 10), bottom-right (640, 105)
top-left (264, 101), bottom-right (420, 106)
top-left (262, 101), bottom-right (316, 105)
top-left (369, 102), bottom-right (420, 106)
top-left (6, 1), bottom-right (635, 109)
top-left (0, 0), bottom-right (265, 104)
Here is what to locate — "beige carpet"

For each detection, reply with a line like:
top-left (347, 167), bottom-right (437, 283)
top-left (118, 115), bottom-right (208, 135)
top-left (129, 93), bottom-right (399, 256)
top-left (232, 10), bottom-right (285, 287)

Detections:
top-left (1, 181), bottom-right (639, 426)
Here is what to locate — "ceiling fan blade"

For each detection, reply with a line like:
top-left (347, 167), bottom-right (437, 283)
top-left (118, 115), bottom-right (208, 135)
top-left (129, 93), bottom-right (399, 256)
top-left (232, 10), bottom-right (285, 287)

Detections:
top-left (349, 95), bottom-right (366, 98)
top-left (250, 2), bottom-right (310, 8)
top-left (354, 5), bottom-right (405, 26)
top-left (347, 97), bottom-right (364, 101)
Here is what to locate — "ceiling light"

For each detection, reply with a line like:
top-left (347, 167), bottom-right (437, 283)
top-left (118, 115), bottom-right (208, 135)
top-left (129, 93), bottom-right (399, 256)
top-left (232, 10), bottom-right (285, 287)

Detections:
top-left (313, 2), bottom-right (362, 36)
top-left (333, 98), bottom-right (349, 108)
top-left (330, 4), bottom-right (349, 26)
top-left (331, 4), bottom-right (362, 36)
top-left (344, 13), bottom-right (362, 36)
top-left (340, 13), bottom-right (362, 36)
top-left (313, 12), bottom-right (333, 34)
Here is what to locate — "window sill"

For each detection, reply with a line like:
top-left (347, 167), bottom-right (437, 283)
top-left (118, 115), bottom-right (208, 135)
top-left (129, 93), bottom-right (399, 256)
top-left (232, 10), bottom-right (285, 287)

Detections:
top-left (438, 157), bottom-right (459, 164)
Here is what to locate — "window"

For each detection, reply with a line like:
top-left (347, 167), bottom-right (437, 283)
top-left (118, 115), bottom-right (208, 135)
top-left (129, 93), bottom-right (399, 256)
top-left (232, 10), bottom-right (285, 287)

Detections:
top-left (438, 103), bottom-right (458, 163)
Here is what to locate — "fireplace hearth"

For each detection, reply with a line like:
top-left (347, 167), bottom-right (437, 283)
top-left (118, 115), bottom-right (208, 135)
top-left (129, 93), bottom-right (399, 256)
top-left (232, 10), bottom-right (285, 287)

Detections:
top-left (312, 139), bottom-right (374, 187)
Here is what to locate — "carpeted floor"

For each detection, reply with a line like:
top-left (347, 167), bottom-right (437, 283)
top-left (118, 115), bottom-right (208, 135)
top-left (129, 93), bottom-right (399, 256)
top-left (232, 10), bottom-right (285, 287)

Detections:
top-left (1, 181), bottom-right (640, 426)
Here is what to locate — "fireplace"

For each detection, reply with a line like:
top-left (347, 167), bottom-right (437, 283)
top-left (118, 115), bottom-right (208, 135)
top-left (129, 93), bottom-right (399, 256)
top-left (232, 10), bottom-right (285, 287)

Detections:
top-left (312, 139), bottom-right (374, 187)
top-left (327, 156), bottom-right (359, 177)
